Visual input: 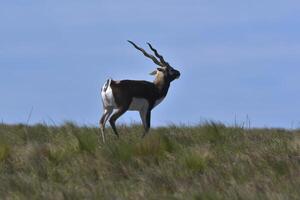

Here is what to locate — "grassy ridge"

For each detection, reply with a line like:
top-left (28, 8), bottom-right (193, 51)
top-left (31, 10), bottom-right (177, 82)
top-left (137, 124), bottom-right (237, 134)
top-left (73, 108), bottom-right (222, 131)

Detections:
top-left (0, 122), bottom-right (299, 200)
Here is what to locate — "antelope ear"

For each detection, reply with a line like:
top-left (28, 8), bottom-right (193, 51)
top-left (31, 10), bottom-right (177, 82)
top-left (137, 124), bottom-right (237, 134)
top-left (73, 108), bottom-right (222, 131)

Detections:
top-left (149, 70), bottom-right (157, 75)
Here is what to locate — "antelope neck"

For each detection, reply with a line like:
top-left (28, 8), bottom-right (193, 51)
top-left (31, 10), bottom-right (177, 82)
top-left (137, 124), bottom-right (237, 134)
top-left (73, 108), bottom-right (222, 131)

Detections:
top-left (153, 75), bottom-right (170, 98)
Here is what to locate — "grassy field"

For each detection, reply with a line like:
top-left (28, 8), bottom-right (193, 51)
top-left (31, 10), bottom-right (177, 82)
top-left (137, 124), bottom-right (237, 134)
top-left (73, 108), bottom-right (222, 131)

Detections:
top-left (0, 122), bottom-right (299, 200)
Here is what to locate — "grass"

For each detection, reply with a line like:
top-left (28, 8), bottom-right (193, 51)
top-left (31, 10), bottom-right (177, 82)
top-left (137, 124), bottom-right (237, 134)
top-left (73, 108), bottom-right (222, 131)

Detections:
top-left (0, 122), bottom-right (299, 199)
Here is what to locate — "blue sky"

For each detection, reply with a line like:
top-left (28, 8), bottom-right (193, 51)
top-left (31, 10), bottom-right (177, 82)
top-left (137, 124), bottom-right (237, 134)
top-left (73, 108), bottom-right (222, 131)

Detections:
top-left (0, 0), bottom-right (299, 128)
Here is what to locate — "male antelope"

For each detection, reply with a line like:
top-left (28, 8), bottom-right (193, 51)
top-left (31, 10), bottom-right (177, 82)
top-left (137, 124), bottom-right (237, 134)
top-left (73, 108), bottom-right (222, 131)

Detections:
top-left (99, 41), bottom-right (180, 142)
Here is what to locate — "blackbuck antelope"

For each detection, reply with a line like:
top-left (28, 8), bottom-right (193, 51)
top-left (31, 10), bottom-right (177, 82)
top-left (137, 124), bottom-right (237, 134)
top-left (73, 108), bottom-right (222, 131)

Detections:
top-left (99, 40), bottom-right (180, 142)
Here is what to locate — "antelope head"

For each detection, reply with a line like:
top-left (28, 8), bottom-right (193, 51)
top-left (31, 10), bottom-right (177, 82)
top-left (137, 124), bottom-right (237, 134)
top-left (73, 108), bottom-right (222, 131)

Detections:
top-left (127, 40), bottom-right (181, 83)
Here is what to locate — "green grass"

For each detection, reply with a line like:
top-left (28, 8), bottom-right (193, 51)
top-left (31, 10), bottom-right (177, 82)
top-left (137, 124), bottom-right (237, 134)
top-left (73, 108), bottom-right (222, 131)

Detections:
top-left (0, 122), bottom-right (299, 199)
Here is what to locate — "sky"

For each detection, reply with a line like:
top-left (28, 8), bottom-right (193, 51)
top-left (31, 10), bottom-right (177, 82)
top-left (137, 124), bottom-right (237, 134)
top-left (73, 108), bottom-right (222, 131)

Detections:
top-left (0, 0), bottom-right (300, 128)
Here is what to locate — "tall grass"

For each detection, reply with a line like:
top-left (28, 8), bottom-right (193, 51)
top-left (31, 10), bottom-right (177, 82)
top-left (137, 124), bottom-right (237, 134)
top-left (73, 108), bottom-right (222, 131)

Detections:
top-left (0, 122), bottom-right (299, 199)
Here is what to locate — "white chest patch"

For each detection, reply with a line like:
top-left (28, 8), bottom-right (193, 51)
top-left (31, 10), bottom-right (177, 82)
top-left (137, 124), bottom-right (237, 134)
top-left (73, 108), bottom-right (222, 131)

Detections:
top-left (101, 85), bottom-right (117, 108)
top-left (129, 98), bottom-right (149, 111)
top-left (154, 97), bottom-right (165, 108)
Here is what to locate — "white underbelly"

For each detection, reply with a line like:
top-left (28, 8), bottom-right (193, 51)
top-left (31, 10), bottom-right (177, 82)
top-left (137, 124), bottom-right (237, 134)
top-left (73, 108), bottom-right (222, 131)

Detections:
top-left (129, 98), bottom-right (149, 111)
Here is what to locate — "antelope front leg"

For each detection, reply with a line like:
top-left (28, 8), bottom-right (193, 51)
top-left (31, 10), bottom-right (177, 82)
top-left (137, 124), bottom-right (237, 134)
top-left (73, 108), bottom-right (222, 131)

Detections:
top-left (139, 108), bottom-right (151, 138)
